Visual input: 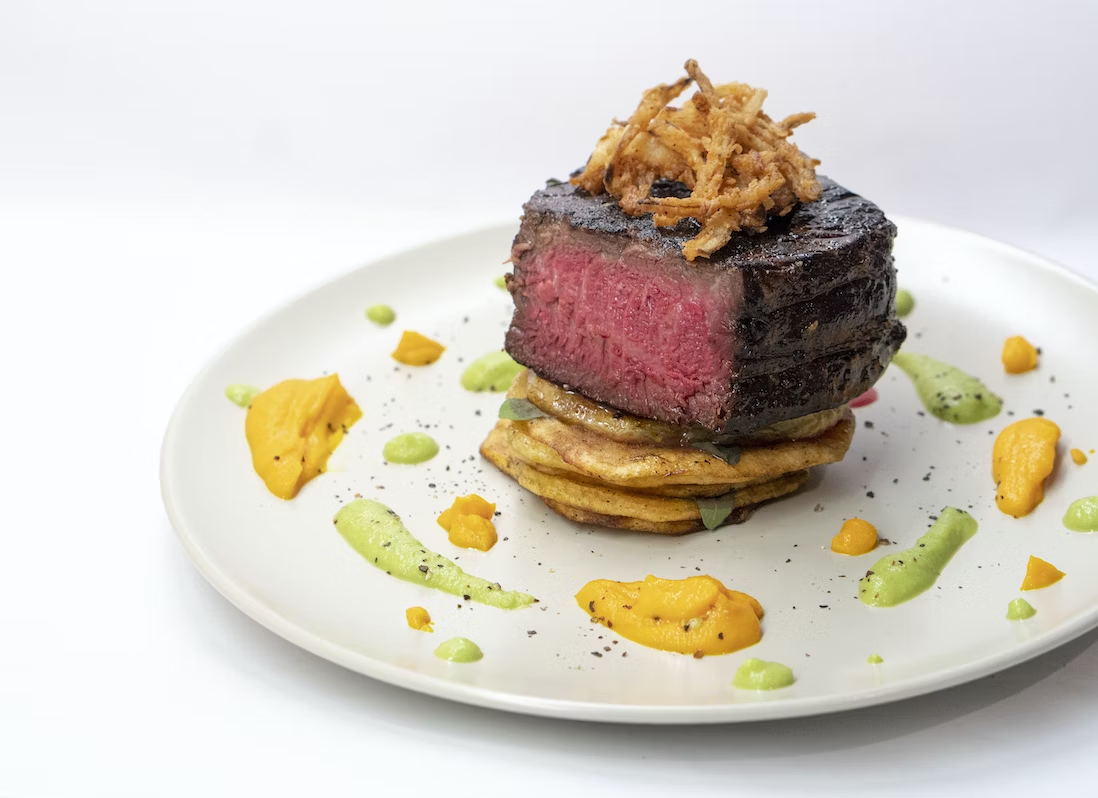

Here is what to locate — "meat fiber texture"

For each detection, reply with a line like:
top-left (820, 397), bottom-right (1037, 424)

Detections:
top-left (504, 177), bottom-right (906, 435)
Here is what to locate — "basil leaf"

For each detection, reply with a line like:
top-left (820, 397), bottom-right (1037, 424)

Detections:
top-left (696, 494), bottom-right (736, 530)
top-left (498, 398), bottom-right (550, 421)
top-left (691, 440), bottom-right (742, 465)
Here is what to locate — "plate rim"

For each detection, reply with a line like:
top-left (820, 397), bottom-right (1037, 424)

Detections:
top-left (160, 215), bottom-right (1098, 724)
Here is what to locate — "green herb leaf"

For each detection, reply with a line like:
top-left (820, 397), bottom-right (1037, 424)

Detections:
top-left (498, 398), bottom-right (550, 421)
top-left (696, 494), bottom-right (736, 530)
top-left (545, 177), bottom-right (564, 187)
top-left (691, 441), bottom-right (742, 465)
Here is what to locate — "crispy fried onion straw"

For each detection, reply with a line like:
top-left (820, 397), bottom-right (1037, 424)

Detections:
top-left (571, 60), bottom-right (821, 261)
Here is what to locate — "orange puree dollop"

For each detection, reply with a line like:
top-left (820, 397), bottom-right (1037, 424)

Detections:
top-left (1002, 336), bottom-right (1039, 374)
top-left (438, 494), bottom-right (498, 551)
top-left (576, 575), bottom-right (763, 657)
top-left (244, 374), bottom-right (362, 499)
top-left (405, 606), bottom-right (433, 632)
top-left (831, 518), bottom-right (878, 555)
top-left (1020, 555), bottom-right (1065, 591)
top-left (392, 330), bottom-right (445, 366)
top-left (993, 417), bottom-right (1061, 517)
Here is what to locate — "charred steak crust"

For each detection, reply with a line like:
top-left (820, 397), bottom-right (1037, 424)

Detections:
top-left (504, 177), bottom-right (905, 435)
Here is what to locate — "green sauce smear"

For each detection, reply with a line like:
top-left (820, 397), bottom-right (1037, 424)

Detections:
top-left (859, 507), bottom-right (978, 607)
top-left (225, 384), bottom-right (260, 408)
top-left (1006, 598), bottom-right (1037, 621)
top-left (365, 304), bottom-right (396, 326)
top-left (383, 432), bottom-right (439, 464)
top-left (892, 352), bottom-right (1002, 424)
top-left (461, 351), bottom-right (524, 392)
top-left (494, 275), bottom-right (509, 290)
top-left (895, 289), bottom-right (915, 317)
top-left (867, 653), bottom-right (884, 664)
top-left (733, 658), bottom-right (795, 691)
top-left (334, 499), bottom-right (536, 609)
top-left (434, 637), bottom-right (483, 663)
top-left (1063, 496), bottom-right (1098, 532)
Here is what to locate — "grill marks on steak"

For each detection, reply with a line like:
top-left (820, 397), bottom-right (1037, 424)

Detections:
top-left (504, 177), bottom-right (905, 434)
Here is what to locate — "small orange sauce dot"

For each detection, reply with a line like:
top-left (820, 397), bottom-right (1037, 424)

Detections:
top-left (831, 518), bottom-right (878, 555)
top-left (1001, 336), bottom-right (1039, 374)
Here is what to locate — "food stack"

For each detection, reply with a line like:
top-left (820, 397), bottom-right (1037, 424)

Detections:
top-left (480, 61), bottom-right (904, 534)
top-left (481, 371), bottom-right (855, 534)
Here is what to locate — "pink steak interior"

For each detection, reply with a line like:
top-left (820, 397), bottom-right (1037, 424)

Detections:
top-left (507, 244), bottom-right (742, 428)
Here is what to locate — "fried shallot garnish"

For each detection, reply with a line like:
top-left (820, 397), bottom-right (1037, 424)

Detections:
top-left (571, 60), bottom-right (821, 261)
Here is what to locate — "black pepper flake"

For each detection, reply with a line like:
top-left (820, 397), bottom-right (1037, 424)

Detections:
top-left (718, 632), bottom-right (724, 640)
top-left (588, 600), bottom-right (596, 612)
top-left (866, 491), bottom-right (875, 498)
top-left (273, 455), bottom-right (280, 461)
top-left (1033, 409), bottom-right (1045, 416)
top-left (591, 651), bottom-right (602, 658)
top-left (864, 421), bottom-right (874, 429)
top-left (418, 565), bottom-right (428, 573)
top-left (463, 594), bottom-right (471, 601)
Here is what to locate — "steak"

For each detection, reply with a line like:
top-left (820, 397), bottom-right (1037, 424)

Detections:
top-left (503, 177), bottom-right (905, 435)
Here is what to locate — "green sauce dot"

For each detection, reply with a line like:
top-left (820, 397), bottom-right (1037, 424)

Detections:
top-left (732, 658), bottom-right (795, 691)
top-left (895, 289), bottom-right (915, 317)
top-left (1064, 496), bottom-right (1098, 532)
top-left (434, 637), bottom-right (483, 663)
top-left (494, 275), bottom-right (509, 290)
top-left (461, 351), bottom-right (524, 392)
top-left (1006, 598), bottom-right (1037, 621)
top-left (383, 432), bottom-right (439, 464)
top-left (225, 384), bottom-right (260, 408)
top-left (892, 352), bottom-right (1002, 424)
top-left (867, 653), bottom-right (884, 664)
top-left (366, 304), bottom-right (396, 326)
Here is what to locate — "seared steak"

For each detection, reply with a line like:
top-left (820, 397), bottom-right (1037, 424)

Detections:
top-left (504, 177), bottom-right (905, 434)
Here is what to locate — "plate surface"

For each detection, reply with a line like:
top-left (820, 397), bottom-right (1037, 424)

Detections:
top-left (161, 219), bottom-right (1098, 723)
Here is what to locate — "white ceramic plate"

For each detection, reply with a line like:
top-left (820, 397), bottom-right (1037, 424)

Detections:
top-left (161, 218), bottom-right (1098, 723)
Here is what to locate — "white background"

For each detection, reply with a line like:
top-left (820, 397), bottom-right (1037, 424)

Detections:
top-left (2, 1), bottom-right (1097, 795)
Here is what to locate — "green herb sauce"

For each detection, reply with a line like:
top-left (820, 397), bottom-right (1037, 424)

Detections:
top-left (365, 304), bottom-right (396, 326)
top-left (732, 658), bottom-right (795, 691)
top-left (494, 275), bottom-right (509, 290)
top-left (334, 499), bottom-right (536, 609)
top-left (434, 637), bottom-right (483, 663)
top-left (895, 289), bottom-right (915, 317)
top-left (225, 384), bottom-right (260, 408)
top-left (1063, 496), bottom-right (1098, 532)
top-left (858, 507), bottom-right (978, 607)
top-left (893, 352), bottom-right (1002, 423)
top-left (867, 653), bottom-right (884, 664)
top-left (1006, 598), bottom-right (1037, 621)
top-left (461, 351), bottom-right (524, 392)
top-left (383, 432), bottom-right (439, 464)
